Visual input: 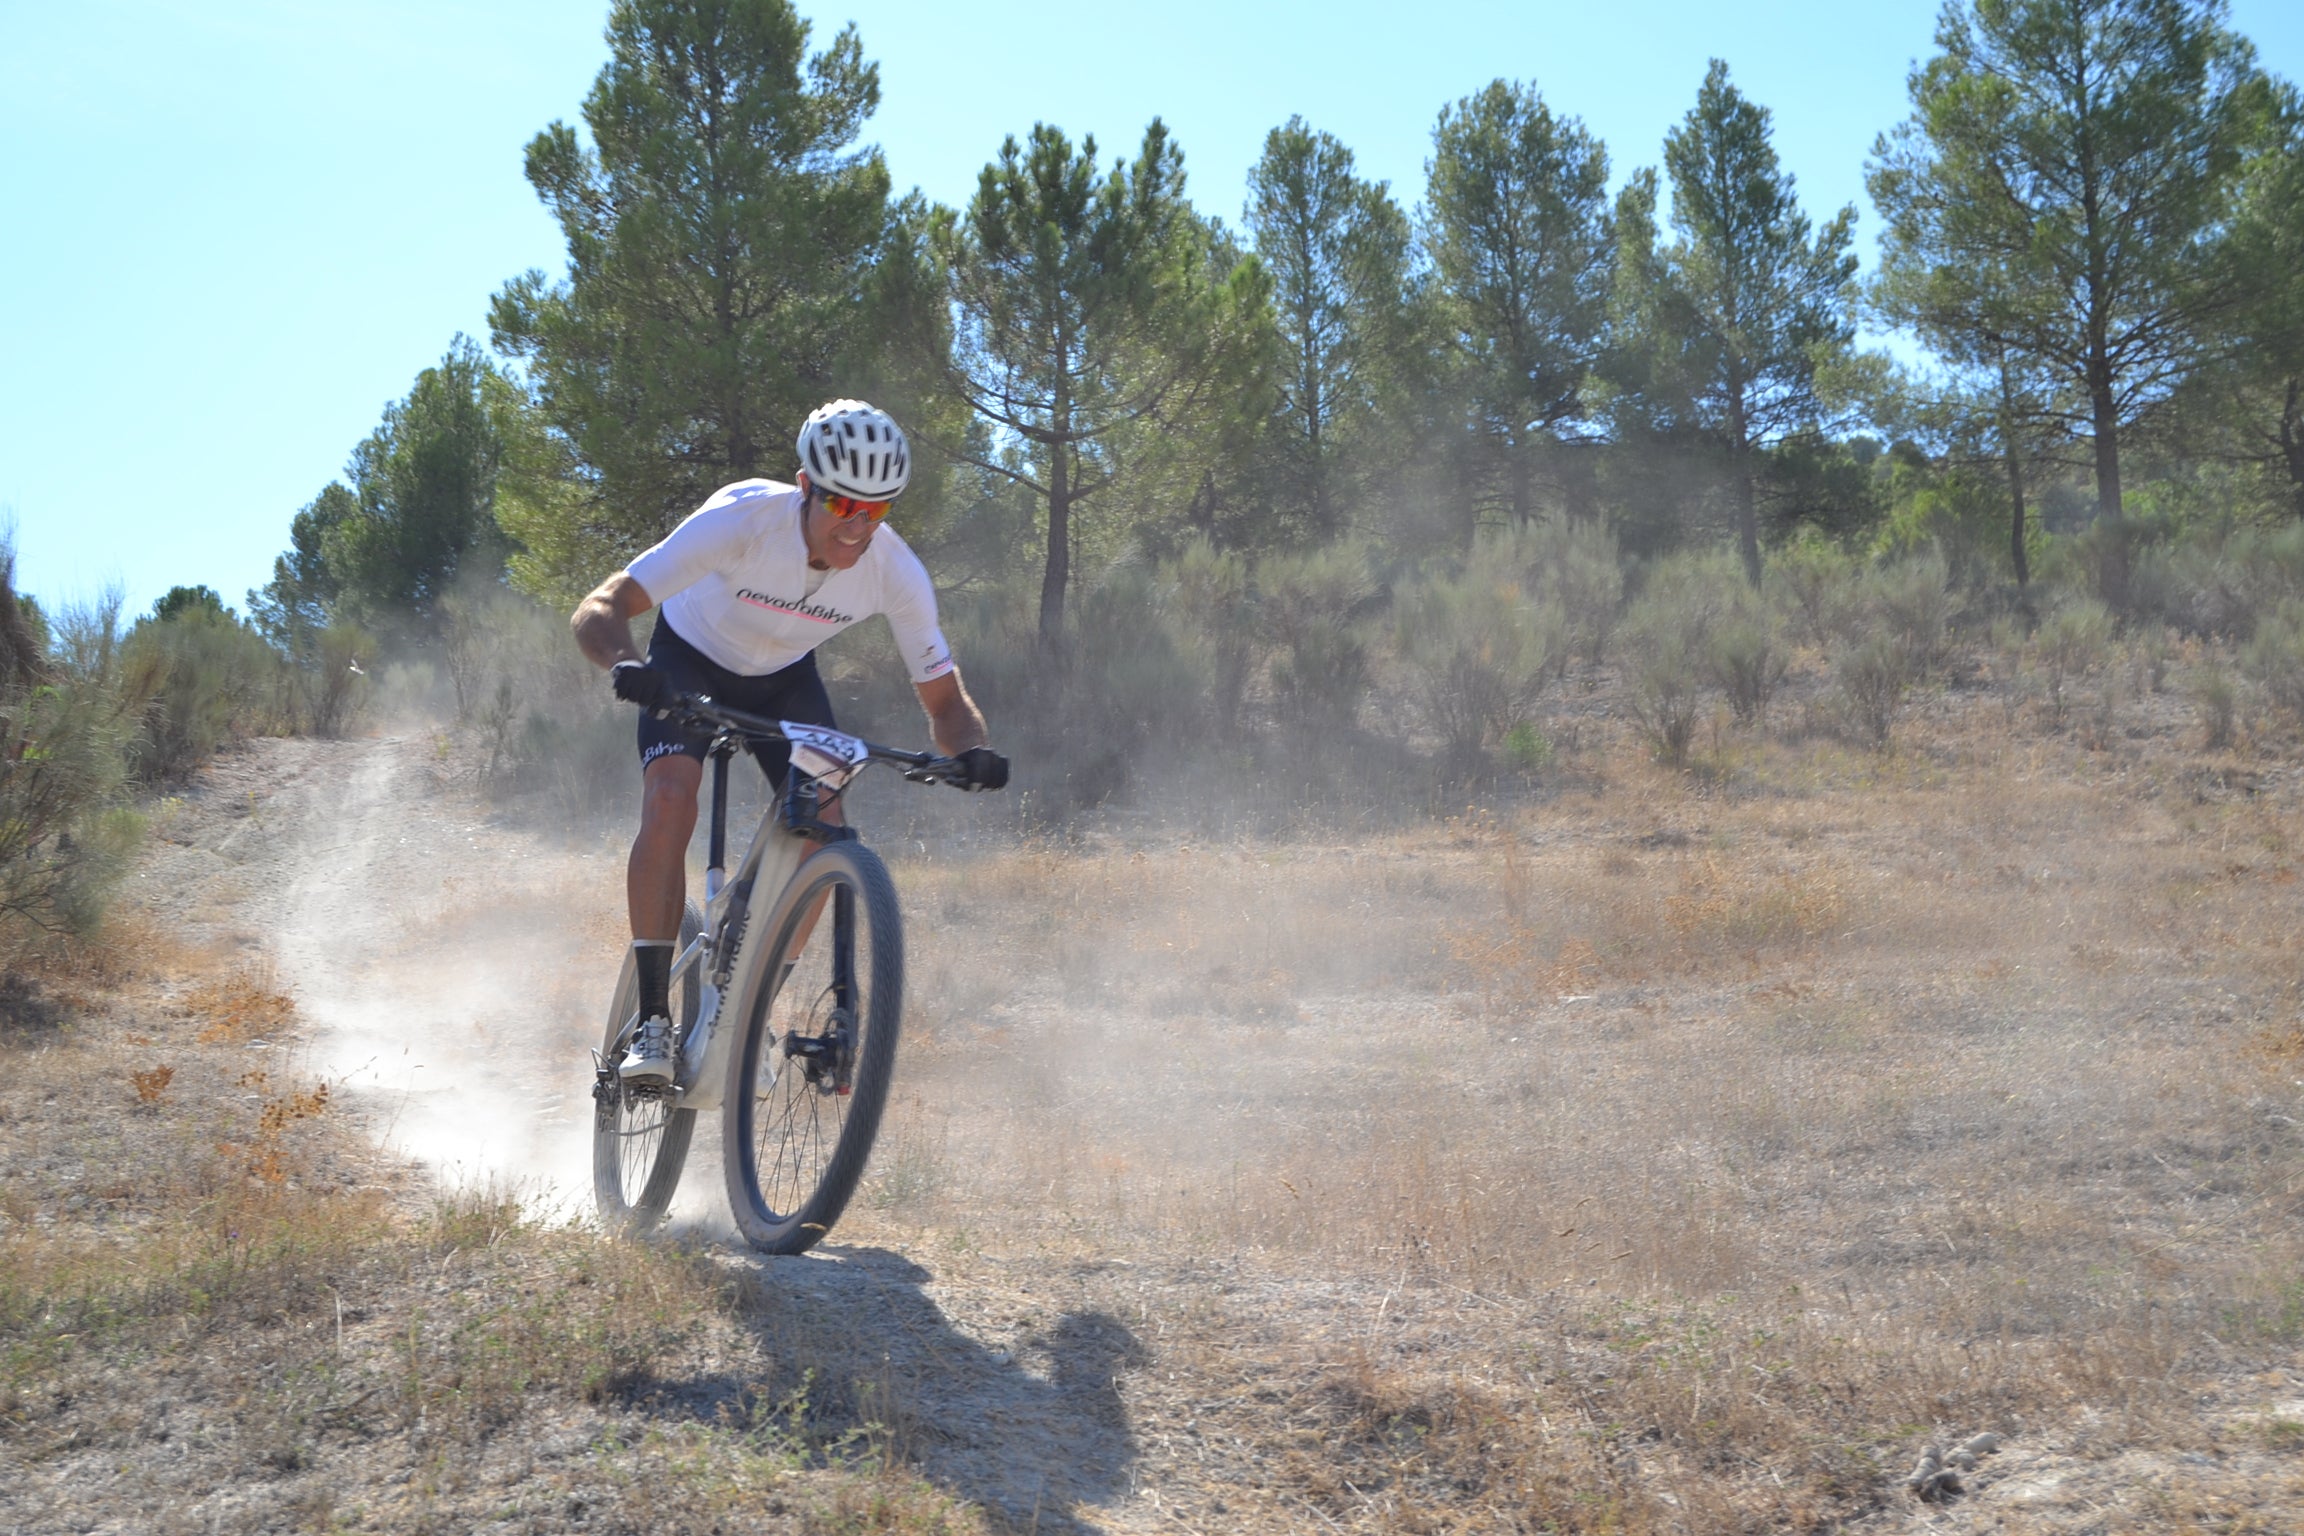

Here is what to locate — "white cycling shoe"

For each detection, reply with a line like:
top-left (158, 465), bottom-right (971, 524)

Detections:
top-left (619, 1014), bottom-right (677, 1085)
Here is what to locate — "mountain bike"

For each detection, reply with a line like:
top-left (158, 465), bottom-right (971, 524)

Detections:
top-left (592, 691), bottom-right (988, 1253)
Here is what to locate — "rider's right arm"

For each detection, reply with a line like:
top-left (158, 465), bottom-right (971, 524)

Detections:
top-left (570, 573), bottom-right (656, 670)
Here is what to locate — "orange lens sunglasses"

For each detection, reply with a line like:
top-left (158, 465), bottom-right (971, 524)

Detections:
top-left (821, 488), bottom-right (891, 522)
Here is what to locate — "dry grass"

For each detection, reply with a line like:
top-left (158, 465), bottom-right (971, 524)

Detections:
top-left (0, 935), bottom-right (985, 1533)
top-left (9, 647), bottom-right (2304, 1532)
top-left (864, 650), bottom-right (2304, 1529)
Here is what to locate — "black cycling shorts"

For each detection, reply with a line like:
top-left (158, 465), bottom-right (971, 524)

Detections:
top-left (637, 617), bottom-right (836, 787)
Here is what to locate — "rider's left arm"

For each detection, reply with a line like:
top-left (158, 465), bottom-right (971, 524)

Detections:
top-left (915, 671), bottom-right (989, 758)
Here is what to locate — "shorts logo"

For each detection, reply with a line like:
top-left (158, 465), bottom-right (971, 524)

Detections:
top-left (641, 740), bottom-right (687, 766)
top-left (735, 587), bottom-right (855, 626)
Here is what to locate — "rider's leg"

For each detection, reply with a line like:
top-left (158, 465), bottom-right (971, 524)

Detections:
top-left (629, 753), bottom-right (702, 941)
top-left (621, 753), bottom-right (701, 1077)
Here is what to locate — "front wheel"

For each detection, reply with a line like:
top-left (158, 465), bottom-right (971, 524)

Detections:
top-left (724, 841), bottom-right (903, 1254)
top-left (593, 901), bottom-right (702, 1232)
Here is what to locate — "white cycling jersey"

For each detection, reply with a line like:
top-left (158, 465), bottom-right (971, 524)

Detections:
top-left (626, 479), bottom-right (956, 685)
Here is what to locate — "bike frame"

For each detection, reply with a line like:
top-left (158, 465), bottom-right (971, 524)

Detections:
top-left (633, 697), bottom-right (954, 1113)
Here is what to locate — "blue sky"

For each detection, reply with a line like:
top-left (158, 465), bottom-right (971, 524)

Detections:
top-left (5, 0), bottom-right (2300, 620)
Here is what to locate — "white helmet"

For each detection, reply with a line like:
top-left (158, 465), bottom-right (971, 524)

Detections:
top-left (796, 399), bottom-right (911, 500)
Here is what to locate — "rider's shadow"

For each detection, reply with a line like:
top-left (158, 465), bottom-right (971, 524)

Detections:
top-left (615, 1245), bottom-right (1147, 1533)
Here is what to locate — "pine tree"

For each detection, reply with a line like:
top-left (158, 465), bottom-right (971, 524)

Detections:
top-left (324, 338), bottom-right (515, 627)
top-left (1245, 117), bottom-right (1417, 540)
top-left (490, 0), bottom-right (889, 561)
top-left (934, 121), bottom-right (1263, 648)
top-left (1619, 62), bottom-right (1857, 584)
top-left (1424, 81), bottom-right (1614, 531)
top-left (1867, 0), bottom-right (2269, 524)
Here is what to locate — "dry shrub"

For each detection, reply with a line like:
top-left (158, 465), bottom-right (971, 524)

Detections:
top-left (219, 1071), bottom-right (331, 1184)
top-left (1664, 852), bottom-right (1846, 951)
top-left (129, 1063), bottom-right (175, 1104)
top-left (122, 603), bottom-right (292, 783)
top-left (1702, 593), bottom-right (1788, 725)
top-left (181, 964), bottom-right (296, 1042)
top-left (1505, 515), bottom-right (1625, 669)
top-left (1159, 535), bottom-right (1254, 731)
top-left (2194, 662), bottom-right (2239, 749)
top-left (1861, 546), bottom-right (1955, 678)
top-left (2250, 1020), bottom-right (2304, 1067)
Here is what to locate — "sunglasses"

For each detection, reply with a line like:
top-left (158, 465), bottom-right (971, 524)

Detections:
top-left (816, 486), bottom-right (891, 522)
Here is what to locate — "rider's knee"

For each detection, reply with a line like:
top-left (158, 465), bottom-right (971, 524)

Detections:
top-left (638, 767), bottom-right (700, 837)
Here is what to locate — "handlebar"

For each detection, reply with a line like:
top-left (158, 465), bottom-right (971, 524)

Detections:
top-left (653, 691), bottom-right (976, 789)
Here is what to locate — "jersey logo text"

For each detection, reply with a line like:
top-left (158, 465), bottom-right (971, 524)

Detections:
top-left (735, 588), bottom-right (856, 626)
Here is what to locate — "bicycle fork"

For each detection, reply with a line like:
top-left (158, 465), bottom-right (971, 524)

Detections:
top-left (781, 884), bottom-right (858, 1096)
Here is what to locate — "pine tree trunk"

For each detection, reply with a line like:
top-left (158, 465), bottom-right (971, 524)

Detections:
top-left (1726, 382), bottom-right (1761, 586)
top-left (1997, 353), bottom-right (2030, 589)
top-left (1733, 458), bottom-right (1762, 589)
top-left (2005, 445), bottom-right (2031, 590)
top-left (1040, 440), bottom-right (1071, 652)
top-left (2279, 378), bottom-right (2304, 522)
top-left (2089, 373), bottom-right (2123, 524)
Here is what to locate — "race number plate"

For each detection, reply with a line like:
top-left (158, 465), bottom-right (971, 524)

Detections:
top-left (782, 722), bottom-right (870, 789)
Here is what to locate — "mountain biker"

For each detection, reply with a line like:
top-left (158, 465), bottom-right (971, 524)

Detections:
top-left (571, 399), bottom-right (1007, 1085)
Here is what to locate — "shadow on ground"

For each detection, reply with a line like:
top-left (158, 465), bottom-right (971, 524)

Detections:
top-left (615, 1244), bottom-right (1146, 1533)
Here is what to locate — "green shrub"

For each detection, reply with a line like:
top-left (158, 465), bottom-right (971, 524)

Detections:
top-left (1859, 547), bottom-right (1954, 680)
top-left (120, 601), bottom-right (290, 783)
top-left (1394, 543), bottom-right (1566, 777)
top-left (1158, 536), bottom-right (1253, 732)
top-left (2241, 600), bottom-right (2304, 725)
top-left (1623, 552), bottom-right (1736, 766)
top-left (1771, 537), bottom-right (1861, 650)
top-left (1260, 540), bottom-right (1376, 734)
top-left (2193, 664), bottom-right (2238, 750)
top-left (1502, 721), bottom-right (1555, 774)
top-left (0, 559), bottom-right (140, 954)
top-left (1502, 518), bottom-right (1625, 670)
top-left (1832, 635), bottom-right (1911, 750)
top-left (1872, 461), bottom-right (2007, 591)
top-left (2034, 598), bottom-right (2115, 729)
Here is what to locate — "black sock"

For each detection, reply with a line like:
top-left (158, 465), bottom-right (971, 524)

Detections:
top-left (633, 941), bottom-right (674, 1020)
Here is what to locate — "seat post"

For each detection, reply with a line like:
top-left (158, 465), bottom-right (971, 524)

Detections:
top-left (706, 736), bottom-right (734, 902)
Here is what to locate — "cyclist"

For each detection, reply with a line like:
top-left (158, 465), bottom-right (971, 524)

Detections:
top-left (571, 399), bottom-right (1007, 1085)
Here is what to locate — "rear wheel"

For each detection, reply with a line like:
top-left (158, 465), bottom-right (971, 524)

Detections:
top-left (593, 901), bottom-right (703, 1232)
top-left (724, 841), bottom-right (903, 1254)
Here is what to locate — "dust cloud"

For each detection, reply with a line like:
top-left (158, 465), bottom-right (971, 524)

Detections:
top-left (268, 731), bottom-right (625, 1214)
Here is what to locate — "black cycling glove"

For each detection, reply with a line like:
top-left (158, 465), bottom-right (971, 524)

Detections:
top-left (953, 746), bottom-right (1009, 792)
top-left (611, 659), bottom-right (671, 712)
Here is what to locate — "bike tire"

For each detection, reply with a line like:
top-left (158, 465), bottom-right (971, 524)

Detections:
top-left (593, 900), bottom-right (703, 1232)
top-left (723, 841), bottom-right (904, 1255)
